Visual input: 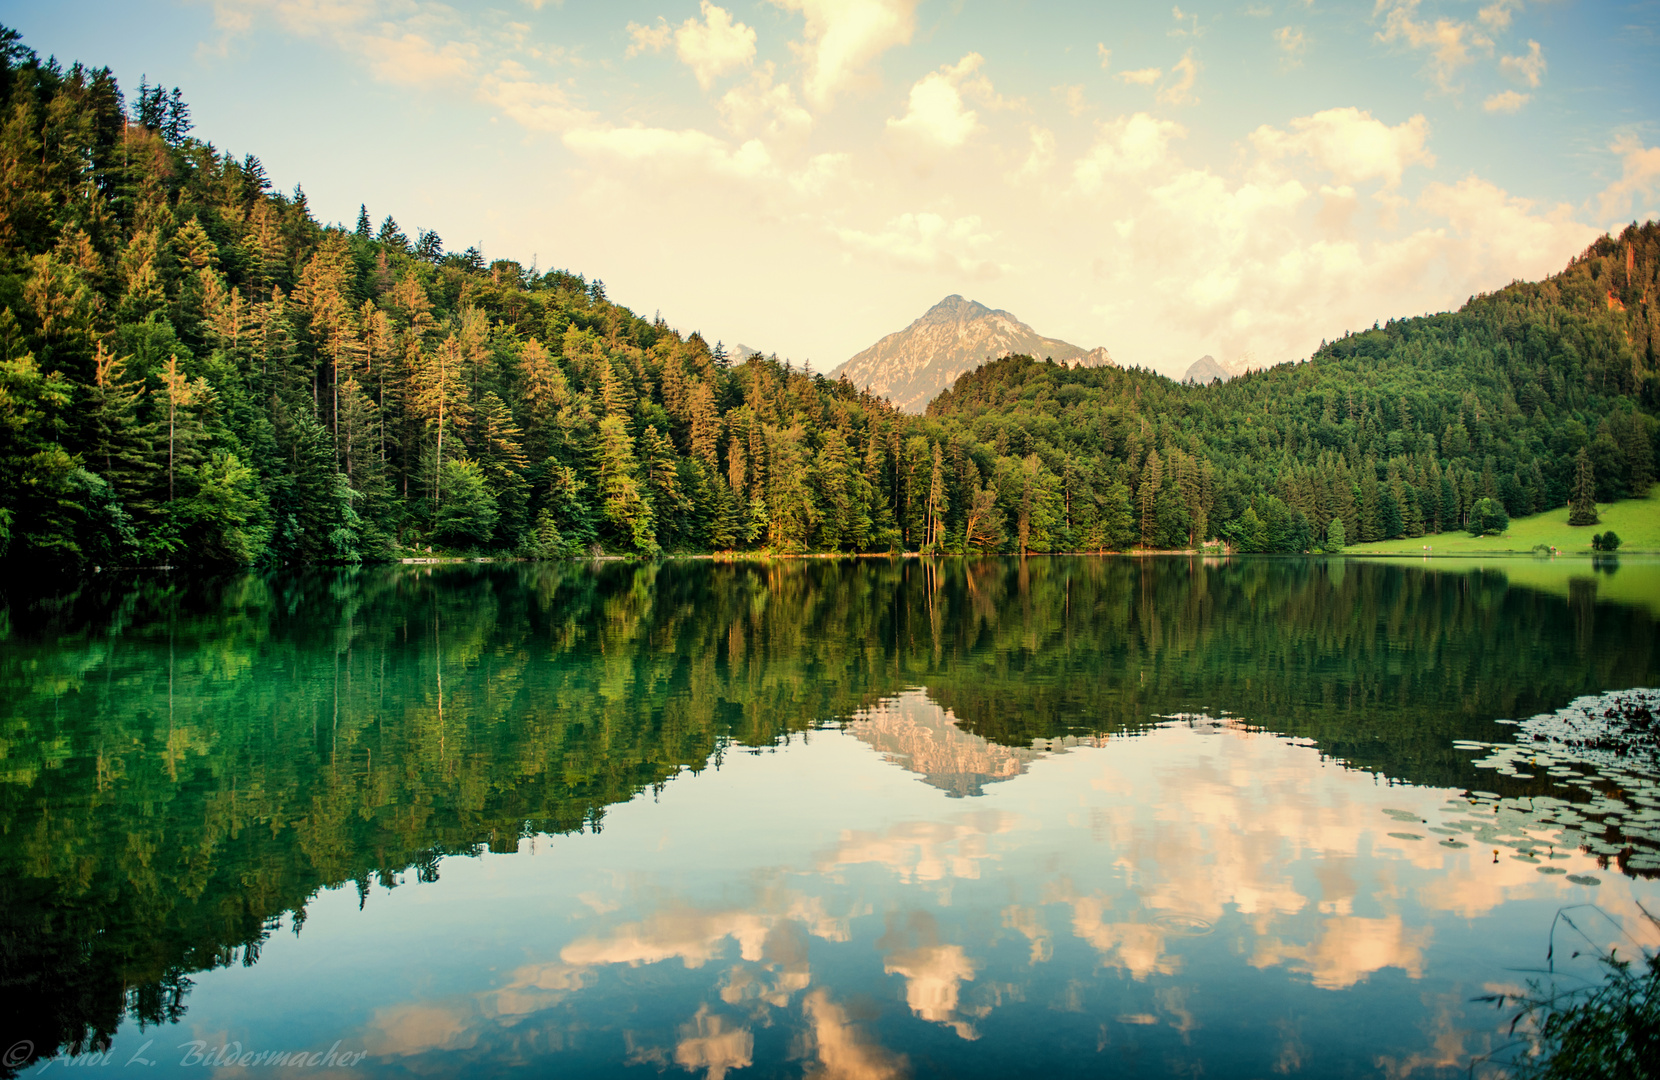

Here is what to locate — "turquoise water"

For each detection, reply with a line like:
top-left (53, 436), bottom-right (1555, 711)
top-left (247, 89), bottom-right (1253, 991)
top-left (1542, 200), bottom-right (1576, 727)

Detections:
top-left (2, 557), bottom-right (1657, 1077)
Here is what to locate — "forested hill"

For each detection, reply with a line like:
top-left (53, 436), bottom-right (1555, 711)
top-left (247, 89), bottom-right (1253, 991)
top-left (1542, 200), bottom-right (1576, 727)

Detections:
top-left (930, 223), bottom-right (1659, 551)
top-left (0, 26), bottom-right (1655, 572)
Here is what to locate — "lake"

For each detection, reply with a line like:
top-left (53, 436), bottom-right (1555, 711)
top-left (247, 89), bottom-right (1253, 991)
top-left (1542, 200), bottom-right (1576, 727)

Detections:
top-left (3, 556), bottom-right (1658, 1078)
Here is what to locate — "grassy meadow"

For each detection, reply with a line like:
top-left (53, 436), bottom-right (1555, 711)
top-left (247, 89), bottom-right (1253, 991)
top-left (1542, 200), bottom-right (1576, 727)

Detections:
top-left (1346, 488), bottom-right (1660, 555)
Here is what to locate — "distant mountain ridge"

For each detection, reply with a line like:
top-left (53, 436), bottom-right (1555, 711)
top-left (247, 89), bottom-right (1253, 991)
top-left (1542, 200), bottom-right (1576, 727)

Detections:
top-left (1182, 353), bottom-right (1269, 384)
top-left (1183, 355), bottom-right (1231, 384)
top-left (831, 295), bottom-right (1115, 413)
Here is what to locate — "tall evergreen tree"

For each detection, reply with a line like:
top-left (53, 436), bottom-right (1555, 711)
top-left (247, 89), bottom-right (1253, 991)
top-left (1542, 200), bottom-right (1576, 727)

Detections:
top-left (1569, 447), bottom-right (1599, 526)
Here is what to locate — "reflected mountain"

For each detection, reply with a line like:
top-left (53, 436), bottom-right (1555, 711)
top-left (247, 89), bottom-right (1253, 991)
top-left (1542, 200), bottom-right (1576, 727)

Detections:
top-left (1, 556), bottom-right (1657, 1071)
top-left (845, 691), bottom-right (1041, 797)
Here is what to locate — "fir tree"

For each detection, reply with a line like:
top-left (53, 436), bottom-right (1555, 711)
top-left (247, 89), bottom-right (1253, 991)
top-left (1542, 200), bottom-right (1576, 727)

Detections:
top-left (1569, 447), bottom-right (1599, 526)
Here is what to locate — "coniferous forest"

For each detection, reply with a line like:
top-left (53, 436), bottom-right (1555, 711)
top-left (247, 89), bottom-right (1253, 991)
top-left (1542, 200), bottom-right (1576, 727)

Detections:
top-left (1, 27), bottom-right (1657, 573)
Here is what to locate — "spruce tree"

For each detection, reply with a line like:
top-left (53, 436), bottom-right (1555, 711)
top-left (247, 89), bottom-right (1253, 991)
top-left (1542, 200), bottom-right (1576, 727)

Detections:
top-left (1325, 517), bottom-right (1346, 553)
top-left (1139, 448), bottom-right (1161, 548)
top-left (1568, 447), bottom-right (1599, 526)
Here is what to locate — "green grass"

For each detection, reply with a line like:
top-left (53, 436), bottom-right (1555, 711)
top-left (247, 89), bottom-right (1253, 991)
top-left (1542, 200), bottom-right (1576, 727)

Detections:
top-left (1346, 487), bottom-right (1660, 555)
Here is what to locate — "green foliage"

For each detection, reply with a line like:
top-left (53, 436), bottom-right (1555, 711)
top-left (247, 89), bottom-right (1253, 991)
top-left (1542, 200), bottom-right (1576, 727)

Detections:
top-left (1468, 496), bottom-right (1510, 536)
top-left (1593, 530), bottom-right (1622, 552)
top-left (0, 26), bottom-right (1656, 572)
top-left (169, 450), bottom-right (270, 564)
top-left (431, 458), bottom-right (497, 548)
top-left (1570, 448), bottom-right (1600, 526)
top-left (1480, 910), bottom-right (1660, 1080)
top-left (1324, 516), bottom-right (1346, 553)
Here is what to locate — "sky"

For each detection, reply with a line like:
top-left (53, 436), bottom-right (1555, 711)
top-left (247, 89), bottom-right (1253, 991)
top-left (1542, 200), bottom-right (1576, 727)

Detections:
top-left (3, 1), bottom-right (1657, 378)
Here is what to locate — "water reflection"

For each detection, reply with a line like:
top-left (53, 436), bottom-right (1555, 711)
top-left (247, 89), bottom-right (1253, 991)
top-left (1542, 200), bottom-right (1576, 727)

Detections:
top-left (192, 695), bottom-right (1652, 1079)
top-left (1, 556), bottom-right (1658, 1076)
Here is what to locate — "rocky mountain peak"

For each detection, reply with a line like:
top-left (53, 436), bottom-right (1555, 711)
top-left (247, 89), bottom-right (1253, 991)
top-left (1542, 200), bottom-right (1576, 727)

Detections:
top-left (918, 294), bottom-right (994, 325)
top-left (830, 296), bottom-right (1115, 414)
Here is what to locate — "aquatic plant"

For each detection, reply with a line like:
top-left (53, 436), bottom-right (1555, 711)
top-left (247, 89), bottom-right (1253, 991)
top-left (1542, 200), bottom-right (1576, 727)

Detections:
top-left (1475, 905), bottom-right (1659, 1079)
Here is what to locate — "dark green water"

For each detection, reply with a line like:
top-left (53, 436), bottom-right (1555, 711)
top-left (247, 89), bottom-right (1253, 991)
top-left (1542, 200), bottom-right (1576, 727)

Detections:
top-left (2, 556), bottom-right (1658, 1078)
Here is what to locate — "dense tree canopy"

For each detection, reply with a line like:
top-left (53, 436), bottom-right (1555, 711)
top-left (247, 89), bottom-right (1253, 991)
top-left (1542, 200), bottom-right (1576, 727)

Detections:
top-left (930, 226), bottom-right (1660, 553)
top-left (0, 26), bottom-right (1655, 570)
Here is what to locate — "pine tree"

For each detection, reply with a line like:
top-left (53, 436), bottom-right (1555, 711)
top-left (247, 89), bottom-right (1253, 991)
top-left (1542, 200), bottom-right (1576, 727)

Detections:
top-left (963, 483), bottom-right (1005, 552)
top-left (1138, 448), bottom-right (1161, 548)
top-left (157, 354), bottom-right (212, 504)
top-left (926, 443), bottom-right (949, 552)
top-left (85, 341), bottom-right (158, 504)
top-left (688, 381), bottom-right (721, 472)
top-left (594, 415), bottom-right (655, 552)
top-left (640, 424), bottom-right (687, 546)
top-left (1569, 447), bottom-right (1599, 525)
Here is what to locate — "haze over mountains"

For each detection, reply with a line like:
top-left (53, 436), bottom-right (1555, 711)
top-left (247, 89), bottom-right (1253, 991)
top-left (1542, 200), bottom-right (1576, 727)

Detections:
top-left (830, 296), bottom-right (1114, 413)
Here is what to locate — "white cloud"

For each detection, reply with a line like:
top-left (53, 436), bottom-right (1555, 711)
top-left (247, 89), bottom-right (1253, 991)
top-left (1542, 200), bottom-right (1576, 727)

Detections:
top-left (1275, 26), bottom-right (1308, 66)
top-left (1500, 39), bottom-right (1545, 88)
top-left (1010, 125), bottom-right (1056, 182)
top-left (1074, 113), bottom-right (1186, 192)
top-left (1477, 0), bottom-right (1521, 30)
top-left (1055, 84), bottom-right (1088, 118)
top-left (1170, 4), bottom-right (1204, 39)
top-left (1483, 90), bottom-right (1529, 113)
top-left (1251, 107), bottom-right (1434, 188)
top-left (1158, 50), bottom-right (1200, 105)
top-left (676, 2), bottom-right (757, 90)
top-left (768, 0), bottom-right (920, 109)
top-left (834, 213), bottom-right (1005, 278)
top-left (719, 63), bottom-right (813, 140)
top-left (625, 17), bottom-right (670, 58)
top-left (478, 71), bottom-right (593, 132)
top-left (1374, 0), bottom-right (1493, 91)
top-left (1599, 135), bottom-right (1660, 219)
top-left (1418, 175), bottom-right (1597, 280)
top-left (1097, 43), bottom-right (1111, 70)
top-left (1118, 67), bottom-right (1162, 86)
top-left (360, 31), bottom-right (476, 84)
top-left (887, 54), bottom-right (993, 149)
top-left (564, 125), bottom-right (774, 181)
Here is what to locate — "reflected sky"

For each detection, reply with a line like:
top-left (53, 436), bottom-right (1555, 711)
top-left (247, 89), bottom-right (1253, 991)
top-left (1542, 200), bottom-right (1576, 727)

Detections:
top-left (39, 691), bottom-right (1657, 1080)
top-left (7, 557), bottom-right (1660, 1078)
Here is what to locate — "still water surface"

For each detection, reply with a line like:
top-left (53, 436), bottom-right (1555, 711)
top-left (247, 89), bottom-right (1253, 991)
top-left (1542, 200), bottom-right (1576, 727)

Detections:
top-left (3, 556), bottom-right (1659, 1078)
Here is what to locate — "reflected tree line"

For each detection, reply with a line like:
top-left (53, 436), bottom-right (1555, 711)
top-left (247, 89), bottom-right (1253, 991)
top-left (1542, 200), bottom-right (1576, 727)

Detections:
top-left (0, 556), bottom-right (1655, 1071)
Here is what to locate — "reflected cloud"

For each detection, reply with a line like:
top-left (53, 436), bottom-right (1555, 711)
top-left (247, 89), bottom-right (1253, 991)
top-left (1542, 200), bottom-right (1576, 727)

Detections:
top-left (362, 1002), bottom-right (479, 1057)
top-left (883, 945), bottom-right (979, 1039)
top-left (1000, 904), bottom-right (1051, 965)
top-left (327, 696), bottom-right (1653, 1077)
top-left (802, 988), bottom-right (910, 1080)
top-left (1061, 892), bottom-right (1178, 981)
top-left (819, 811), bottom-right (1018, 883)
top-left (560, 888), bottom-right (849, 972)
top-left (1252, 915), bottom-right (1430, 990)
top-left (674, 1004), bottom-right (754, 1080)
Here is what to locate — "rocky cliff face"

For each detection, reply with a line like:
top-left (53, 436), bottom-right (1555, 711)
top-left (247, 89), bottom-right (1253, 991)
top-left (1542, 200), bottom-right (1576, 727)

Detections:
top-left (830, 296), bottom-right (1115, 413)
